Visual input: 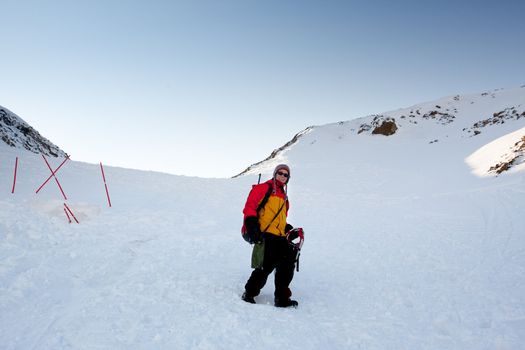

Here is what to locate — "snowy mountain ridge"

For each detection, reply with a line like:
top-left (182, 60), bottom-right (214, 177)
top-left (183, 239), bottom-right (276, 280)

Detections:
top-left (238, 85), bottom-right (525, 177)
top-left (0, 105), bottom-right (67, 158)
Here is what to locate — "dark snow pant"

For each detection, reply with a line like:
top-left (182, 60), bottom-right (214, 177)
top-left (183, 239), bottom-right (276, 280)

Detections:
top-left (245, 233), bottom-right (296, 300)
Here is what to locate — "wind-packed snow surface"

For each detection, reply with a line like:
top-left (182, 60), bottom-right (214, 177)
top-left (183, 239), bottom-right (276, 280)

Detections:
top-left (1, 86), bottom-right (525, 349)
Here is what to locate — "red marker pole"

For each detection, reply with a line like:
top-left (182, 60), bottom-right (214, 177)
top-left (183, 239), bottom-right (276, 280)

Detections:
top-left (11, 157), bottom-right (18, 194)
top-left (64, 203), bottom-right (79, 224)
top-left (64, 207), bottom-right (72, 223)
top-left (100, 162), bottom-right (112, 207)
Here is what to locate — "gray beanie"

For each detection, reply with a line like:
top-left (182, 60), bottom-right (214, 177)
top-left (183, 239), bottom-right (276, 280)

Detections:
top-left (273, 164), bottom-right (291, 182)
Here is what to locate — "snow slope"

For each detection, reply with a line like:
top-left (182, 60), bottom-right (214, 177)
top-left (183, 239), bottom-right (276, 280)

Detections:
top-left (1, 86), bottom-right (525, 349)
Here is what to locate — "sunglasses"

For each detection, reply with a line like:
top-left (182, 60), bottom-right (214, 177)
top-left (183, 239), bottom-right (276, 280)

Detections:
top-left (276, 171), bottom-right (289, 178)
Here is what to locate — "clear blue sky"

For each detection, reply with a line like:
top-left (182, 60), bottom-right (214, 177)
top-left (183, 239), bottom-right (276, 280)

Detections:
top-left (1, 0), bottom-right (524, 177)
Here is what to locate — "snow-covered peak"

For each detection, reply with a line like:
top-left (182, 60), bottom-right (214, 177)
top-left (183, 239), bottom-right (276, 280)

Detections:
top-left (0, 105), bottom-right (67, 157)
top-left (238, 86), bottom-right (525, 177)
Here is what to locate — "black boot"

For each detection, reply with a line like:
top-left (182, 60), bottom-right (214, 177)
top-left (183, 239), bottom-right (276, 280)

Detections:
top-left (274, 297), bottom-right (298, 308)
top-left (242, 292), bottom-right (256, 304)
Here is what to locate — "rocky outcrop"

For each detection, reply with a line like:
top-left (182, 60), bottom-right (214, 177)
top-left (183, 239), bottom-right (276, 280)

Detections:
top-left (359, 115), bottom-right (398, 136)
top-left (372, 119), bottom-right (398, 136)
top-left (0, 107), bottom-right (67, 157)
top-left (399, 108), bottom-right (456, 126)
top-left (489, 135), bottom-right (525, 174)
top-left (464, 107), bottom-right (525, 136)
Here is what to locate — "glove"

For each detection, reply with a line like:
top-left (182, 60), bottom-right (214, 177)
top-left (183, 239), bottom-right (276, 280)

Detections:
top-left (245, 216), bottom-right (262, 244)
top-left (285, 223), bottom-right (294, 233)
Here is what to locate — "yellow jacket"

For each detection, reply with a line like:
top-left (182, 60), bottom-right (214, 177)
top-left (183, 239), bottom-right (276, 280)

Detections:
top-left (243, 179), bottom-right (289, 237)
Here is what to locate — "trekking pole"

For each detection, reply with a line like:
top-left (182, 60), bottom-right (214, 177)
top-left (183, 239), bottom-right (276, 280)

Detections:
top-left (258, 173), bottom-right (261, 184)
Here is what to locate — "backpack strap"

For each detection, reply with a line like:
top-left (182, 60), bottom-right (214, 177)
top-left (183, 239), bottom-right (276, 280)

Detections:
top-left (256, 183), bottom-right (274, 216)
top-left (257, 182), bottom-right (288, 233)
top-left (261, 200), bottom-right (286, 233)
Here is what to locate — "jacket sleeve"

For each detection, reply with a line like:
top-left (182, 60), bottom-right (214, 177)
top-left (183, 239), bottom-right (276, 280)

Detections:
top-left (243, 183), bottom-right (269, 219)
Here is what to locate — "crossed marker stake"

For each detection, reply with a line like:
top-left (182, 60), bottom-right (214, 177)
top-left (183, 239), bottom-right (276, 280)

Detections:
top-left (35, 155), bottom-right (70, 199)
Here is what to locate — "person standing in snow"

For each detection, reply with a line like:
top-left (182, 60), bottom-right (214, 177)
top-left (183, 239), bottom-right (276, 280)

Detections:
top-left (241, 164), bottom-right (298, 308)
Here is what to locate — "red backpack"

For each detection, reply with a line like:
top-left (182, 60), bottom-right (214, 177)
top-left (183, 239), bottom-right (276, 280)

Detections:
top-left (241, 182), bottom-right (274, 243)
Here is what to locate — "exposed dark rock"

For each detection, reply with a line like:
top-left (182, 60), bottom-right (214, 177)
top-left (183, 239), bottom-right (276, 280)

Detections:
top-left (357, 124), bottom-right (371, 134)
top-left (466, 107), bottom-right (524, 136)
top-left (359, 115), bottom-right (398, 136)
top-left (488, 136), bottom-right (525, 175)
top-left (372, 120), bottom-right (398, 136)
top-left (421, 110), bottom-right (455, 124)
top-left (0, 107), bottom-right (67, 157)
